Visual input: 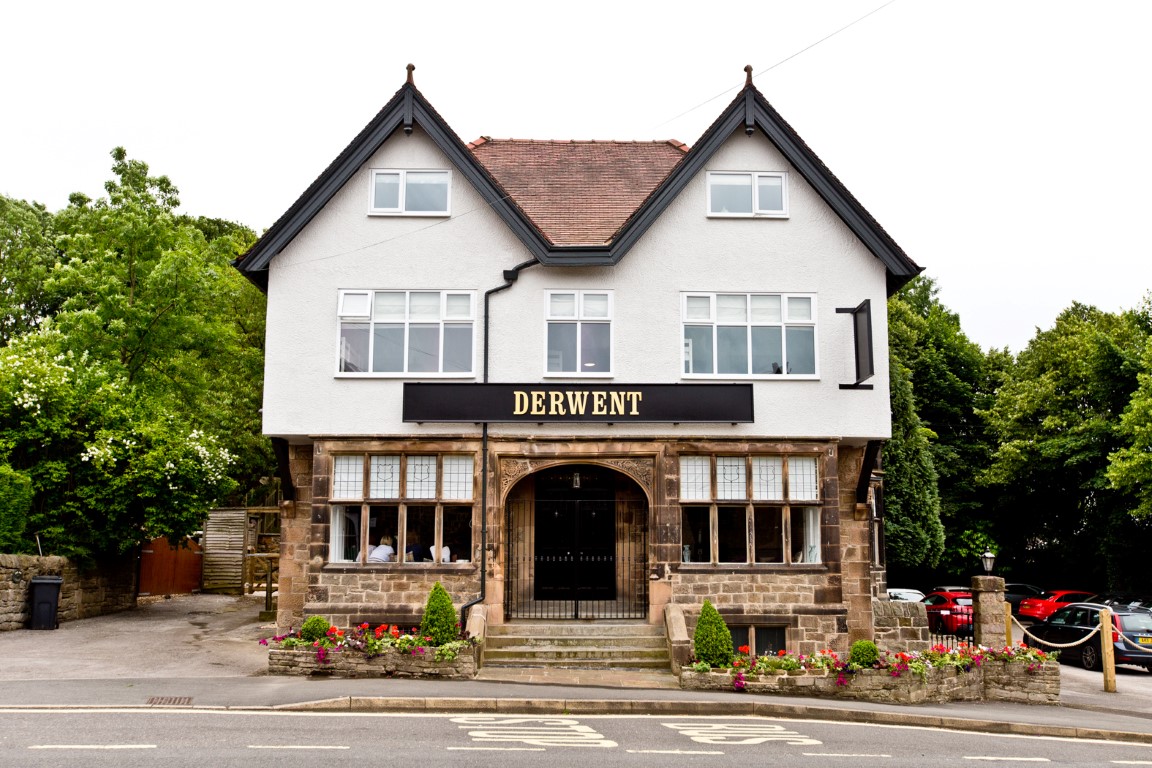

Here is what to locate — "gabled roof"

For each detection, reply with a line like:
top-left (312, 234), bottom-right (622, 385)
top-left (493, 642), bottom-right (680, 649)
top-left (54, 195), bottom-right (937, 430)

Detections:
top-left (467, 138), bottom-right (688, 246)
top-left (236, 67), bottom-right (920, 294)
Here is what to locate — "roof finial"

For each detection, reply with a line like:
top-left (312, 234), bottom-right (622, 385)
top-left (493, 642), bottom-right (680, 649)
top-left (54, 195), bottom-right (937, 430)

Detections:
top-left (406, 63), bottom-right (415, 85)
top-left (744, 65), bottom-right (753, 88)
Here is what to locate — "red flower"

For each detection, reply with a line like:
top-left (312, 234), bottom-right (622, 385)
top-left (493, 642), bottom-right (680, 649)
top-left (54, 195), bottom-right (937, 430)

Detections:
top-left (738, 645), bottom-right (750, 655)
top-left (778, 649), bottom-right (788, 657)
top-left (360, 622), bottom-right (369, 630)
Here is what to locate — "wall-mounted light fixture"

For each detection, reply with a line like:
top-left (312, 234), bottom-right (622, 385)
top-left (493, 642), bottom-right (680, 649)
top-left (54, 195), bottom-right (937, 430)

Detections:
top-left (11, 569), bottom-right (24, 584)
top-left (572, 472), bottom-right (581, 489)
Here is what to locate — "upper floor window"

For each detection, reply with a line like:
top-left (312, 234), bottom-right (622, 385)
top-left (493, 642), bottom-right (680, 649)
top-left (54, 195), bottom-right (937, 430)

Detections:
top-left (545, 290), bottom-right (612, 376)
top-left (683, 293), bottom-right (816, 377)
top-left (707, 172), bottom-right (788, 218)
top-left (369, 169), bottom-right (450, 215)
top-left (338, 290), bottom-right (474, 375)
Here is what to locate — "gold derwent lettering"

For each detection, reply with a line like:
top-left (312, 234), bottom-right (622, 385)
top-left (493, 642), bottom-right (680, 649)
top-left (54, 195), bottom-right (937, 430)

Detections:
top-left (512, 389), bottom-right (643, 418)
top-left (566, 391), bottom-right (589, 414)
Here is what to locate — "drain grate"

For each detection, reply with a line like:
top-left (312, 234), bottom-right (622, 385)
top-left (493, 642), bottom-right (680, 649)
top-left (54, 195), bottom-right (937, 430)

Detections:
top-left (146, 696), bottom-right (193, 706)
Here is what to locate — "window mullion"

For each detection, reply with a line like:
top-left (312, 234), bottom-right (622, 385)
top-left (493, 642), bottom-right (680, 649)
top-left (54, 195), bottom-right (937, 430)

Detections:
top-left (709, 504), bottom-right (718, 565)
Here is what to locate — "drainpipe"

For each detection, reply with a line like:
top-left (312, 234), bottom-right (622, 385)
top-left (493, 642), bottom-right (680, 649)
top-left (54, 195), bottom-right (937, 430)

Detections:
top-left (459, 258), bottom-right (538, 632)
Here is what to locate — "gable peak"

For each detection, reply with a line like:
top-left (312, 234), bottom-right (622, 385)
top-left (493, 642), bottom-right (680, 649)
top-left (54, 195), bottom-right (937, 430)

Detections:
top-left (744, 64), bottom-right (754, 88)
top-left (406, 63), bottom-right (415, 86)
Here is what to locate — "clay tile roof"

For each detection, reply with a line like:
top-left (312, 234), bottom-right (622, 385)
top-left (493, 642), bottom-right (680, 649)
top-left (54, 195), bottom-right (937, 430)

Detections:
top-left (467, 138), bottom-right (689, 246)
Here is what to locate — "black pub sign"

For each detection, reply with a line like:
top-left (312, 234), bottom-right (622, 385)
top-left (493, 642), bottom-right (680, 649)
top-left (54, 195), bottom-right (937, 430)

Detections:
top-left (403, 383), bottom-right (754, 423)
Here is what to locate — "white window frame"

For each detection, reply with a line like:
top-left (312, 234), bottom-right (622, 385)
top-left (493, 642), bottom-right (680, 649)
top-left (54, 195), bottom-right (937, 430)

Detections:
top-left (706, 171), bottom-right (788, 218)
top-left (543, 290), bottom-right (613, 378)
top-left (368, 169), bottom-right (451, 216)
top-left (681, 292), bottom-right (818, 379)
top-left (678, 454), bottom-right (822, 566)
top-left (328, 453), bottom-right (475, 566)
top-left (336, 289), bottom-right (476, 377)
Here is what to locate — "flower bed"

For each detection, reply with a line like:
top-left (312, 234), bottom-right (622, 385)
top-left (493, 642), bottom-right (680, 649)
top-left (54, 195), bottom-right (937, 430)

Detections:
top-left (263, 621), bottom-right (479, 680)
top-left (681, 643), bottom-right (1059, 704)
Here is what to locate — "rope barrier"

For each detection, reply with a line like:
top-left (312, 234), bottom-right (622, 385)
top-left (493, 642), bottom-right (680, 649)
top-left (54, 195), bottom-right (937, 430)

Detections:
top-left (1010, 614), bottom-right (1102, 650)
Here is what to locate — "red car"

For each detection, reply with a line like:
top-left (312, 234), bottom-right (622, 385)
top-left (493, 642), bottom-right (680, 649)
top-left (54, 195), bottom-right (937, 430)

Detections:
top-left (1017, 590), bottom-right (1096, 623)
top-left (922, 591), bottom-right (974, 636)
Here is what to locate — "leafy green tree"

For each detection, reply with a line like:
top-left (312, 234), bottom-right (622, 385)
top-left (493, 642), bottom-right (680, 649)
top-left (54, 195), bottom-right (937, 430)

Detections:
top-left (982, 303), bottom-right (1151, 588)
top-left (0, 148), bottom-right (271, 558)
top-left (0, 195), bottom-right (59, 345)
top-left (884, 330), bottom-right (945, 568)
top-left (0, 463), bottom-right (32, 551)
top-left (887, 278), bottom-right (1001, 576)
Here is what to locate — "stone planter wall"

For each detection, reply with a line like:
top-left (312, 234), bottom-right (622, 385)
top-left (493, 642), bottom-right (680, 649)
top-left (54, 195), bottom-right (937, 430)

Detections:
top-left (268, 646), bottom-right (476, 679)
top-left (681, 660), bottom-right (1059, 705)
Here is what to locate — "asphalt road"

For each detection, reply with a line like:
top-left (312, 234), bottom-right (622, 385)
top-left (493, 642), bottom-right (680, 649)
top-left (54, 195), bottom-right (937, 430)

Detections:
top-left (3, 711), bottom-right (1152, 768)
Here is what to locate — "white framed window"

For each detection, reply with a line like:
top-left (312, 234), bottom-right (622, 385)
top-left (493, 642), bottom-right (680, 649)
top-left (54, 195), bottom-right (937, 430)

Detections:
top-left (679, 454), bottom-right (821, 565)
top-left (707, 171), bottom-right (788, 217)
top-left (682, 292), bottom-right (816, 378)
top-left (329, 453), bottom-right (476, 566)
top-left (545, 290), bottom-right (612, 376)
top-left (369, 169), bottom-right (450, 215)
top-left (337, 289), bottom-right (474, 376)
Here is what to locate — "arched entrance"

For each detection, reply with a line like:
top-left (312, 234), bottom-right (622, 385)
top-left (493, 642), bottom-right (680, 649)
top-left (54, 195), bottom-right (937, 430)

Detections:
top-left (504, 463), bottom-right (648, 620)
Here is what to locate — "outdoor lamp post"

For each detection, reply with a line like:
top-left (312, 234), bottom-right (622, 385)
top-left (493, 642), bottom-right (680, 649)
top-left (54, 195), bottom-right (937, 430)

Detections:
top-left (981, 550), bottom-right (996, 574)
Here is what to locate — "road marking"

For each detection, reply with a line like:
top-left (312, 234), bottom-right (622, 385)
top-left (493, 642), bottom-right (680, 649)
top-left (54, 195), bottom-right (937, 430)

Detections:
top-left (29, 745), bottom-right (157, 750)
top-left (963, 759), bottom-right (1050, 762)
top-left (450, 716), bottom-right (616, 748)
top-left (663, 722), bottom-right (821, 746)
top-left (448, 747), bottom-right (546, 752)
top-left (627, 749), bottom-right (724, 755)
top-left (803, 754), bottom-right (892, 758)
top-left (247, 745), bottom-right (350, 750)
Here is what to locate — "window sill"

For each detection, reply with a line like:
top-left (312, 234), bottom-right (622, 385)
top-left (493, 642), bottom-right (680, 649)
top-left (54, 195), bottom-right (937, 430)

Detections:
top-left (324, 562), bottom-right (477, 572)
top-left (675, 563), bottom-right (825, 572)
top-left (706, 212), bottom-right (788, 219)
top-left (541, 372), bottom-right (615, 379)
top-left (334, 372), bottom-right (476, 379)
top-left (367, 210), bottom-right (450, 217)
top-left (680, 374), bottom-right (819, 381)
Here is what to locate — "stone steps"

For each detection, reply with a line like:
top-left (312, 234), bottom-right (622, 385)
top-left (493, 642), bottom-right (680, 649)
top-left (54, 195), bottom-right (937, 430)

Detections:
top-left (481, 622), bottom-right (671, 670)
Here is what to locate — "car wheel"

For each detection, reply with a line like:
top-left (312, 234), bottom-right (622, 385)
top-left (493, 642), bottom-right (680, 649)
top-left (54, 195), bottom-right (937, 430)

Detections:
top-left (1082, 644), bottom-right (1100, 671)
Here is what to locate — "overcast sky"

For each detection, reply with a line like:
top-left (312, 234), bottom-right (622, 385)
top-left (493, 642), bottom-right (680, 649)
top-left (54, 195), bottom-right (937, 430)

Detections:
top-left (3, 0), bottom-right (1149, 352)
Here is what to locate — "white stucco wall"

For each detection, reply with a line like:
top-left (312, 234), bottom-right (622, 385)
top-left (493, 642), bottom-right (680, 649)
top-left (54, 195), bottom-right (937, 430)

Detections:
top-left (261, 125), bottom-right (894, 442)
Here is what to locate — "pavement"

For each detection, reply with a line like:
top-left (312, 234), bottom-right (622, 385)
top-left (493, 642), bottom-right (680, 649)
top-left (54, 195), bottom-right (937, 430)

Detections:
top-left (4, 594), bottom-right (1152, 745)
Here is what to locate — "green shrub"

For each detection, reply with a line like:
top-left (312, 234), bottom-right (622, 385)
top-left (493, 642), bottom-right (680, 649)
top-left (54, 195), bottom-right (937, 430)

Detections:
top-left (300, 615), bottom-right (331, 642)
top-left (849, 639), bottom-right (880, 668)
top-left (419, 581), bottom-right (458, 646)
top-left (692, 600), bottom-right (733, 667)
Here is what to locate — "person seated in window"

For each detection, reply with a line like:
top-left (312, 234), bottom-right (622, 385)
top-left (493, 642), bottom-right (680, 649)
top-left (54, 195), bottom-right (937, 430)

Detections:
top-left (429, 544), bottom-right (451, 563)
top-left (404, 532), bottom-right (422, 562)
top-left (368, 535), bottom-right (395, 562)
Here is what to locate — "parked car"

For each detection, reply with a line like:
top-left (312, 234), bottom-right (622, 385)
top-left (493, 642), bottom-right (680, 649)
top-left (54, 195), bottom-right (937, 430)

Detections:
top-left (1025, 602), bottom-right (1152, 671)
top-left (887, 588), bottom-right (926, 602)
top-left (1004, 583), bottom-right (1044, 615)
top-left (1088, 593), bottom-right (1152, 614)
top-left (1017, 590), bottom-right (1096, 623)
top-left (922, 591), bottom-right (974, 636)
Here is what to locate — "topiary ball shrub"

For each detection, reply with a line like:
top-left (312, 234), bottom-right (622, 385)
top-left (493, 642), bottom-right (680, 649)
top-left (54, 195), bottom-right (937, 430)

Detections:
top-left (692, 599), bottom-right (734, 667)
top-left (419, 581), bottom-right (458, 646)
top-left (849, 639), bottom-right (880, 668)
top-left (300, 615), bottom-right (331, 642)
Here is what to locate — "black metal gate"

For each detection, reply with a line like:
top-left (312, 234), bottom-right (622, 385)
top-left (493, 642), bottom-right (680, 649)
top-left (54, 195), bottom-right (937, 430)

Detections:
top-left (504, 498), bottom-right (648, 619)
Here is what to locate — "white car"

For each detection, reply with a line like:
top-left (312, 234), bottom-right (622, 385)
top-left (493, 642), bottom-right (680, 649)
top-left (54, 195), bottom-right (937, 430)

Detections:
top-left (887, 588), bottom-right (926, 602)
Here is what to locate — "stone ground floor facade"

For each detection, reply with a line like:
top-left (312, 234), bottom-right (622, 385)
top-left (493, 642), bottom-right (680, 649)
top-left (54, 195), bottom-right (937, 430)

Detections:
top-left (275, 434), bottom-right (887, 657)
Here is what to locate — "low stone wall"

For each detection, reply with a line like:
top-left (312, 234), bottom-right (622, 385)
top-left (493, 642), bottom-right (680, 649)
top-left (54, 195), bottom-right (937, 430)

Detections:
top-left (681, 660), bottom-right (1059, 704)
top-left (0, 554), bottom-right (137, 631)
top-left (268, 647), bottom-right (477, 679)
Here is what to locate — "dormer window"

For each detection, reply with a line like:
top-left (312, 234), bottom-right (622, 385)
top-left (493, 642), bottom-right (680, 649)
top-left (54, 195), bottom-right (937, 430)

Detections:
top-left (707, 172), bottom-right (787, 218)
top-left (369, 169), bottom-right (450, 215)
